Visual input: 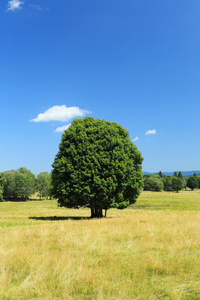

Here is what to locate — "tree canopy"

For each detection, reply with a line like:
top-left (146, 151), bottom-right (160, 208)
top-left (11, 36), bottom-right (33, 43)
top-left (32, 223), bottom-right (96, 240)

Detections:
top-left (37, 172), bottom-right (52, 199)
top-left (15, 167), bottom-right (36, 200)
top-left (51, 117), bottom-right (143, 217)
top-left (2, 170), bottom-right (16, 200)
top-left (0, 173), bottom-right (4, 202)
top-left (197, 176), bottom-right (200, 189)
top-left (144, 177), bottom-right (164, 191)
top-left (162, 176), bottom-right (173, 191)
top-left (172, 177), bottom-right (184, 193)
top-left (187, 176), bottom-right (198, 191)
top-left (2, 168), bottom-right (36, 201)
top-left (178, 172), bottom-right (183, 179)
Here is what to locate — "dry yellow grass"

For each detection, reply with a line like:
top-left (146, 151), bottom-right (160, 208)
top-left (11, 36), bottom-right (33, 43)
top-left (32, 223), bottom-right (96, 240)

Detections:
top-left (0, 191), bottom-right (200, 299)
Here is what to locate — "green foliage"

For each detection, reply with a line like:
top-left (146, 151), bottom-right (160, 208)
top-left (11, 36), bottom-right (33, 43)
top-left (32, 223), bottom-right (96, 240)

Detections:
top-left (197, 176), bottom-right (200, 189)
top-left (3, 168), bottom-right (36, 201)
top-left (0, 173), bottom-right (5, 202)
top-left (37, 172), bottom-right (52, 199)
top-left (151, 174), bottom-right (160, 179)
top-left (187, 176), bottom-right (198, 191)
top-left (162, 176), bottom-right (173, 191)
top-left (183, 178), bottom-right (187, 190)
top-left (158, 171), bottom-right (162, 178)
top-left (178, 172), bottom-right (183, 179)
top-left (144, 176), bottom-right (164, 191)
top-left (172, 177), bottom-right (184, 193)
top-left (15, 168), bottom-right (36, 200)
top-left (173, 171), bottom-right (178, 177)
top-left (3, 170), bottom-right (17, 200)
top-left (52, 117), bottom-right (143, 217)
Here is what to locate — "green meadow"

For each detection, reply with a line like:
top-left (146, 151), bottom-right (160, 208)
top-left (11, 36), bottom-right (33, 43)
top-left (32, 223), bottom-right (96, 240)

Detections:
top-left (0, 190), bottom-right (200, 299)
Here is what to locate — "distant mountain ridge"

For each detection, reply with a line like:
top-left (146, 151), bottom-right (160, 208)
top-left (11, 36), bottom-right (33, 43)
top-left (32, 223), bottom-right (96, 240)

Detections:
top-left (143, 170), bottom-right (200, 177)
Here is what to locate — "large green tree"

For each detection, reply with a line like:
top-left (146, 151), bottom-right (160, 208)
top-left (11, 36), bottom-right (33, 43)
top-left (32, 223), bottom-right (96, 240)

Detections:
top-left (52, 117), bottom-right (143, 218)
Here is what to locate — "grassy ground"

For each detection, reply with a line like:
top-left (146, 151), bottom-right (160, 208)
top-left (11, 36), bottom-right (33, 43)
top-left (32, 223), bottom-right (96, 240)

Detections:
top-left (133, 189), bottom-right (200, 210)
top-left (0, 190), bottom-right (200, 299)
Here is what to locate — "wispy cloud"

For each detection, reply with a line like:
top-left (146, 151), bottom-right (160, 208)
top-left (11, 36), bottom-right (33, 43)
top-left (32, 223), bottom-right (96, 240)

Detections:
top-left (133, 136), bottom-right (139, 142)
top-left (54, 124), bottom-right (71, 133)
top-left (7, 0), bottom-right (23, 11)
top-left (29, 4), bottom-right (41, 10)
top-left (145, 129), bottom-right (156, 135)
top-left (30, 105), bottom-right (91, 122)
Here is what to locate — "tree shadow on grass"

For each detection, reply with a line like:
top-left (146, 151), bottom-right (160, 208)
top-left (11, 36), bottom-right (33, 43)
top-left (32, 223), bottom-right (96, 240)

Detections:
top-left (131, 205), bottom-right (172, 209)
top-left (29, 216), bottom-right (91, 221)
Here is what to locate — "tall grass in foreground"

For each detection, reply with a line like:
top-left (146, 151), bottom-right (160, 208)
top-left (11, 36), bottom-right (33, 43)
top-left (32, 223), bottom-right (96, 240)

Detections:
top-left (0, 191), bottom-right (200, 299)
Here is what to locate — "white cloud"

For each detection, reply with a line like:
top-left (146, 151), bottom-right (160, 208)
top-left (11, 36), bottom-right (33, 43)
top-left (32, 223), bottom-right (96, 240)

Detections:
top-left (132, 136), bottom-right (139, 142)
top-left (145, 129), bottom-right (156, 135)
top-left (54, 124), bottom-right (71, 133)
top-left (30, 105), bottom-right (91, 122)
top-left (7, 0), bottom-right (23, 11)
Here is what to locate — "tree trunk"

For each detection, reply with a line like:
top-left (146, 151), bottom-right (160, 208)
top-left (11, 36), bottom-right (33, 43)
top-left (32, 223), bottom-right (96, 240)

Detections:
top-left (91, 207), bottom-right (95, 218)
top-left (90, 206), bottom-right (103, 218)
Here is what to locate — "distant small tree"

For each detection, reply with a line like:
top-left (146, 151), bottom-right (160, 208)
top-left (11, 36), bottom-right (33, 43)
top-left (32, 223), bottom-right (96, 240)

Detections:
top-left (197, 176), bottom-right (200, 189)
top-left (3, 170), bottom-right (16, 200)
top-left (151, 174), bottom-right (160, 179)
top-left (15, 167), bottom-right (36, 200)
top-left (183, 179), bottom-right (187, 190)
top-left (158, 171), bottom-right (162, 178)
top-left (187, 176), bottom-right (198, 191)
top-left (178, 172), bottom-right (183, 179)
top-left (143, 174), bottom-right (150, 178)
top-left (194, 172), bottom-right (197, 177)
top-left (0, 173), bottom-right (5, 202)
top-left (37, 172), bottom-right (51, 199)
top-left (172, 177), bottom-right (184, 193)
top-left (173, 172), bottom-right (178, 177)
top-left (162, 176), bottom-right (173, 191)
top-left (144, 177), bottom-right (164, 192)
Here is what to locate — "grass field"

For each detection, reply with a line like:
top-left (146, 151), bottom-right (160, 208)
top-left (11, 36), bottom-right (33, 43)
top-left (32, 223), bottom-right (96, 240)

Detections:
top-left (0, 190), bottom-right (200, 299)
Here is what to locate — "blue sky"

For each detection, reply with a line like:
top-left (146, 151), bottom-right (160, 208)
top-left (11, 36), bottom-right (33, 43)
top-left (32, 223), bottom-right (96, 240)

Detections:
top-left (0, 0), bottom-right (200, 175)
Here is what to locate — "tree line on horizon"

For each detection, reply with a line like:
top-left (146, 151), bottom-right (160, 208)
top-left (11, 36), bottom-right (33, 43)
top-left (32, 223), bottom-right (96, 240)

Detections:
top-left (0, 167), bottom-right (52, 202)
top-left (0, 168), bottom-right (199, 202)
top-left (143, 171), bottom-right (200, 192)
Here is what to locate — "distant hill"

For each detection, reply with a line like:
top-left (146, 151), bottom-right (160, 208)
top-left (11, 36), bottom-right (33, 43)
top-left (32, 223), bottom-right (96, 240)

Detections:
top-left (143, 170), bottom-right (200, 177)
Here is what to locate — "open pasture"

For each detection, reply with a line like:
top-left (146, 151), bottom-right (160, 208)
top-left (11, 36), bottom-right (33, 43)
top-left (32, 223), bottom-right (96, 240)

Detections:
top-left (0, 190), bottom-right (200, 299)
